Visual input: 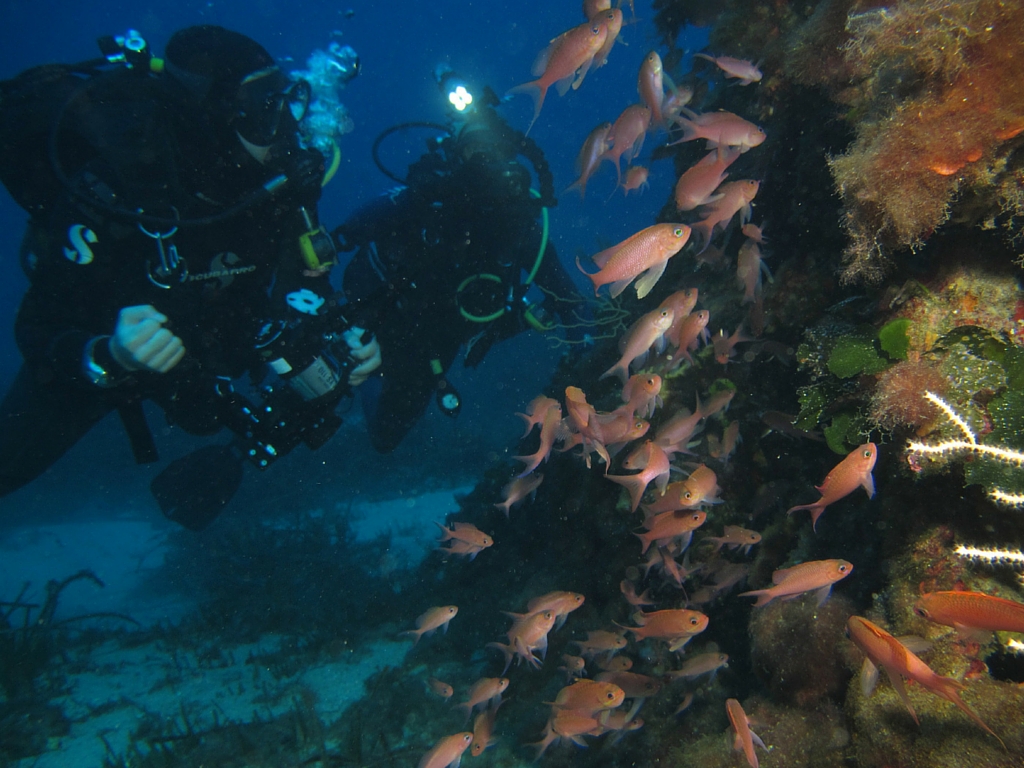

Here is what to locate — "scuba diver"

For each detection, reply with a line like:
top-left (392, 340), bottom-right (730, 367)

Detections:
top-left (335, 68), bottom-right (579, 453)
top-left (0, 26), bottom-right (380, 529)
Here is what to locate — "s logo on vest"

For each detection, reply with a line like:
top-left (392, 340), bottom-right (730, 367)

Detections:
top-left (63, 224), bottom-right (98, 265)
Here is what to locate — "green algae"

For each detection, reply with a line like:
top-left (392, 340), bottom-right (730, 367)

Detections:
top-left (879, 318), bottom-right (912, 360)
top-left (827, 334), bottom-right (888, 379)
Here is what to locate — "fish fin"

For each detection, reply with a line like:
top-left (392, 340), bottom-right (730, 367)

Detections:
top-left (895, 635), bottom-right (932, 654)
top-left (633, 531), bottom-right (653, 554)
top-left (954, 624), bottom-right (992, 643)
top-left (555, 72), bottom-right (576, 97)
top-left (861, 472), bottom-right (876, 498)
top-left (751, 729), bottom-right (767, 751)
top-left (813, 584), bottom-right (833, 607)
top-left (506, 81), bottom-right (546, 136)
top-left (885, 669), bottom-right (920, 725)
top-left (634, 259), bottom-right (668, 299)
top-left (609, 277), bottom-right (635, 298)
top-left (571, 55), bottom-right (596, 91)
top-left (859, 657), bottom-right (879, 697)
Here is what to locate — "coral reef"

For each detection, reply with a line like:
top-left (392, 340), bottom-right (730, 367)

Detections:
top-left (825, 0), bottom-right (1024, 282)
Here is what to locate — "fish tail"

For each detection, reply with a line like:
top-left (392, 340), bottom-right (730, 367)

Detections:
top-left (506, 81), bottom-right (547, 136)
top-left (933, 676), bottom-right (1006, 748)
top-left (633, 530), bottom-right (653, 554)
top-left (599, 361), bottom-right (629, 386)
top-left (494, 501), bottom-right (512, 518)
top-left (486, 642), bottom-right (515, 675)
top-left (574, 255), bottom-right (602, 296)
top-left (513, 453), bottom-right (542, 478)
top-left (738, 589), bottom-right (773, 607)
top-left (398, 628), bottom-right (422, 645)
top-left (607, 472), bottom-right (646, 512)
top-left (786, 502), bottom-right (825, 531)
top-left (690, 219), bottom-right (715, 253)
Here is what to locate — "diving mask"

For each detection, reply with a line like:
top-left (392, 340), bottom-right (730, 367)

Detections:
top-left (235, 66), bottom-right (311, 147)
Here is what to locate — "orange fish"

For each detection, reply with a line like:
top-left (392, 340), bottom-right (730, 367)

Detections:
top-left (914, 590), bottom-right (1024, 638)
top-left (437, 538), bottom-right (489, 561)
top-left (726, 698), bottom-right (767, 768)
top-left (652, 405), bottom-right (704, 457)
top-left (660, 288), bottom-right (699, 340)
top-left (602, 307), bottom-right (674, 384)
top-left (401, 605), bottom-right (458, 644)
top-left (691, 180), bottom-right (760, 250)
top-left (417, 732), bottom-right (473, 768)
top-left (577, 223), bottom-right (691, 299)
top-left (572, 629), bottom-right (628, 658)
top-left (495, 472), bottom-right (544, 517)
top-left (694, 54), bottom-right (763, 85)
top-left (600, 104), bottom-right (652, 184)
top-left (620, 373), bottom-right (663, 420)
top-left (674, 147), bottom-right (740, 211)
top-left (594, 670), bottom-right (662, 699)
top-left (528, 710), bottom-right (602, 759)
top-left (669, 651), bottom-right (729, 681)
top-left (608, 440), bottom-right (672, 512)
top-left (673, 109), bottom-right (766, 154)
top-left (456, 677), bottom-right (509, 717)
top-left (509, 21), bottom-right (608, 134)
top-left (706, 524), bottom-right (760, 554)
top-left (624, 608), bottom-right (709, 651)
top-left (595, 654), bottom-right (633, 672)
top-left (488, 609), bottom-right (557, 672)
top-left (427, 677), bottom-right (454, 700)
top-left (528, 591), bottom-right (586, 629)
top-left (736, 238), bottom-right (771, 305)
top-left (470, 704), bottom-right (499, 756)
top-left (621, 165), bottom-right (650, 196)
top-left (847, 615), bottom-right (1005, 748)
top-left (635, 510), bottom-right (707, 554)
top-left (739, 559), bottom-right (853, 607)
top-left (786, 443), bottom-right (877, 531)
top-left (642, 464), bottom-right (719, 513)
top-left (661, 85), bottom-right (694, 123)
top-left (741, 221), bottom-right (767, 243)
top-left (550, 679), bottom-right (626, 715)
top-left (591, 8), bottom-right (624, 68)
top-left (638, 52), bottom-right (667, 128)
top-left (712, 325), bottom-right (753, 365)
top-left (516, 394), bottom-right (560, 437)
top-left (620, 579), bottom-right (655, 607)
top-left (514, 402), bottom-right (563, 477)
top-left (566, 122), bottom-right (612, 198)
top-left (707, 420), bottom-right (741, 463)
top-left (435, 521), bottom-right (493, 549)
top-left (559, 653), bottom-right (587, 680)
top-left (668, 310), bottom-right (710, 365)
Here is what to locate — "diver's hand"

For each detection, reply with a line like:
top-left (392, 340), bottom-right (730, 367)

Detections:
top-left (343, 326), bottom-right (380, 387)
top-left (109, 305), bottom-right (186, 373)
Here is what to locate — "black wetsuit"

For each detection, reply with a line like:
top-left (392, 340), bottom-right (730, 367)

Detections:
top-left (0, 68), bottom-right (335, 498)
top-left (338, 176), bottom-right (577, 453)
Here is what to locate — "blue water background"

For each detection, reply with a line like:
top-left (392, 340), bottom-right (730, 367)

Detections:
top-left (0, 0), bottom-right (706, 527)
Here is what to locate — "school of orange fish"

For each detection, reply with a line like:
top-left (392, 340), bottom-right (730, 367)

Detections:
top-left (407, 3), bottom-right (1024, 766)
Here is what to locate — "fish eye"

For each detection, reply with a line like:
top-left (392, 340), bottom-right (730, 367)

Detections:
top-left (683, 491), bottom-right (693, 500)
top-left (674, 227), bottom-right (684, 236)
top-left (691, 513), bottom-right (701, 521)
top-left (591, 24), bottom-right (601, 33)
top-left (606, 691), bottom-right (615, 700)
top-left (864, 449), bottom-right (873, 457)
top-left (689, 617), bottom-right (699, 625)
top-left (839, 564), bottom-right (849, 573)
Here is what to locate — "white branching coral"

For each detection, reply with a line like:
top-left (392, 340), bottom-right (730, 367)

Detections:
top-left (955, 544), bottom-right (1024, 568)
top-left (907, 391), bottom-right (1024, 508)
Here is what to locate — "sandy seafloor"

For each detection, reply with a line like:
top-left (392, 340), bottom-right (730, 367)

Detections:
top-left (1, 486), bottom-right (472, 768)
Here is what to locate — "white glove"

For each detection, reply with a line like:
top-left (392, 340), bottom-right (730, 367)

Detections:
top-left (343, 326), bottom-right (381, 387)
top-left (108, 305), bottom-right (186, 373)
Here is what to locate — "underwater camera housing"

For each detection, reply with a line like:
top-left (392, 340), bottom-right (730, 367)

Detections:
top-left (215, 306), bottom-right (363, 469)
